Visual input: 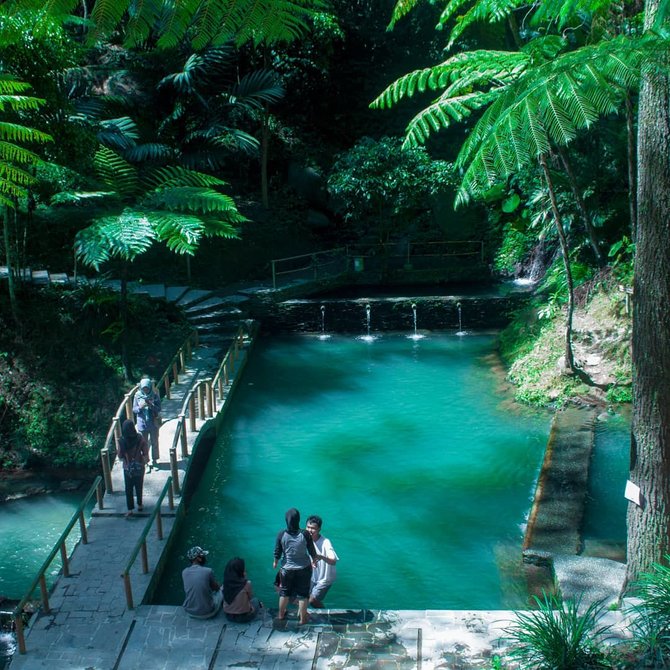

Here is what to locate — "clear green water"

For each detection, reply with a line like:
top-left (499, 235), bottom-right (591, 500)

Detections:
top-left (583, 409), bottom-right (630, 546)
top-left (0, 492), bottom-right (93, 598)
top-left (155, 333), bottom-right (552, 609)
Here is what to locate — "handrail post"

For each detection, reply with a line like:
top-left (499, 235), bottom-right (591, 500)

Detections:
top-left (218, 374), bottom-right (224, 397)
top-left (96, 478), bottom-right (104, 511)
top-left (168, 484), bottom-right (174, 510)
top-left (141, 542), bottom-right (148, 574)
top-left (189, 394), bottom-right (196, 432)
top-left (179, 415), bottom-right (188, 457)
top-left (123, 573), bottom-right (134, 609)
top-left (78, 510), bottom-right (88, 544)
top-left (198, 383), bottom-right (205, 419)
top-left (206, 379), bottom-right (213, 417)
top-left (156, 508), bottom-right (164, 541)
top-left (170, 447), bottom-right (181, 496)
top-left (186, 339), bottom-right (192, 360)
top-left (163, 376), bottom-right (171, 400)
top-left (224, 360), bottom-right (229, 386)
top-left (39, 574), bottom-right (50, 613)
top-left (172, 361), bottom-right (179, 385)
top-left (179, 350), bottom-right (185, 370)
top-left (60, 542), bottom-right (69, 577)
top-left (113, 416), bottom-right (122, 451)
top-left (125, 394), bottom-right (133, 420)
top-left (15, 615), bottom-right (25, 654)
top-left (101, 448), bottom-right (113, 495)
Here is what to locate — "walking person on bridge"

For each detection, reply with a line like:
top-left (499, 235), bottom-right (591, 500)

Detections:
top-left (133, 377), bottom-right (161, 467)
top-left (118, 419), bottom-right (149, 518)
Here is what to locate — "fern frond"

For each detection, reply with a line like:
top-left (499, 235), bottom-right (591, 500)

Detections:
top-left (0, 95), bottom-right (47, 114)
top-left (145, 186), bottom-right (242, 218)
top-left (0, 76), bottom-right (33, 96)
top-left (151, 212), bottom-right (205, 254)
top-left (0, 122), bottom-right (52, 146)
top-left (145, 165), bottom-right (228, 189)
top-left (89, 0), bottom-right (131, 44)
top-left (0, 140), bottom-right (42, 166)
top-left (442, 0), bottom-right (525, 49)
top-left (94, 147), bottom-right (138, 197)
top-left (75, 210), bottom-right (155, 269)
top-left (50, 191), bottom-right (119, 206)
top-left (388, 0), bottom-right (425, 29)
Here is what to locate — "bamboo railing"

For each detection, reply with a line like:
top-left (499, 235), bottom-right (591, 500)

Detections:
top-left (120, 477), bottom-right (174, 610)
top-left (99, 330), bottom-right (199, 494)
top-left (12, 477), bottom-right (105, 654)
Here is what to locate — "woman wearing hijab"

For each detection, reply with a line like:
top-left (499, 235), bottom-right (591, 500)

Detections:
top-left (272, 508), bottom-right (317, 624)
top-left (117, 419), bottom-right (149, 517)
top-left (222, 557), bottom-right (262, 623)
top-left (132, 377), bottom-right (161, 467)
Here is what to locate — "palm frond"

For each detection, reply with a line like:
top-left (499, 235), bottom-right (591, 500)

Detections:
top-left (229, 70), bottom-right (285, 108)
top-left (124, 143), bottom-right (176, 164)
top-left (97, 117), bottom-right (139, 151)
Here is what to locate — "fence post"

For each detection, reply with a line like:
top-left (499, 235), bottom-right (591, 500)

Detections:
top-left (141, 543), bottom-right (148, 574)
top-left (189, 394), bottom-right (196, 433)
top-left (39, 574), bottom-right (50, 613)
top-left (96, 478), bottom-right (104, 510)
top-left (179, 415), bottom-right (188, 457)
top-left (123, 573), bottom-right (134, 609)
top-left (156, 509), bottom-right (164, 541)
top-left (198, 383), bottom-right (205, 418)
top-left (15, 615), bottom-right (25, 654)
top-left (172, 361), bottom-right (179, 385)
top-left (163, 376), bottom-right (170, 400)
top-left (101, 448), bottom-right (113, 495)
top-left (60, 542), bottom-right (69, 578)
top-left (170, 447), bottom-right (181, 496)
top-left (206, 379), bottom-right (213, 417)
top-left (125, 394), bottom-right (133, 420)
top-left (78, 510), bottom-right (88, 545)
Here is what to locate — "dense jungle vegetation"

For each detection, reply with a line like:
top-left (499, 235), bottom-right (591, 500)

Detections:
top-left (0, 0), bottom-right (669, 591)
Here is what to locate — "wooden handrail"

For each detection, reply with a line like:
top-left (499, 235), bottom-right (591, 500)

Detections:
top-left (99, 329), bottom-right (197, 493)
top-left (13, 477), bottom-right (104, 654)
top-left (121, 477), bottom-right (174, 610)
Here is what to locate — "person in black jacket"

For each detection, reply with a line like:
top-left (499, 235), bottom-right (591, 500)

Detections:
top-left (273, 508), bottom-right (317, 624)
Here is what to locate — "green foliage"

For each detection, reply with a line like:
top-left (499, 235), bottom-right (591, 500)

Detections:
top-left (505, 592), bottom-right (612, 669)
top-left (327, 136), bottom-right (456, 242)
top-left (537, 259), bottom-right (593, 320)
top-left (625, 557), bottom-right (670, 668)
top-left (608, 236), bottom-right (635, 285)
top-left (494, 222), bottom-right (535, 274)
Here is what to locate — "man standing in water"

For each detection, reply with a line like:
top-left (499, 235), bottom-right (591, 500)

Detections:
top-left (306, 515), bottom-right (339, 608)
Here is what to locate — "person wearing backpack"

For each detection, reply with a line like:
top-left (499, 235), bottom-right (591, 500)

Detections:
top-left (117, 419), bottom-right (149, 518)
top-left (272, 508), bottom-right (317, 624)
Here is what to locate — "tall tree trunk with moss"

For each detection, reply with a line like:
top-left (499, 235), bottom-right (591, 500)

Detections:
top-left (2, 207), bottom-right (19, 325)
top-left (625, 0), bottom-right (670, 587)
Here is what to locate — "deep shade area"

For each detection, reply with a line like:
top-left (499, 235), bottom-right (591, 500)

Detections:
top-left (155, 332), bottom-right (552, 610)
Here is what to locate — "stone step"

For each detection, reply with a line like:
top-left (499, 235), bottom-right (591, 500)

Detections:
top-left (176, 288), bottom-right (214, 308)
top-left (185, 308), bottom-right (244, 326)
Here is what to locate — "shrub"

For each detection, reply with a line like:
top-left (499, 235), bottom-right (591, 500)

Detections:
top-left (505, 593), bottom-right (612, 669)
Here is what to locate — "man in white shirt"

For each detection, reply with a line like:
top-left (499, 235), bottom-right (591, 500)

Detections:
top-left (306, 515), bottom-right (339, 608)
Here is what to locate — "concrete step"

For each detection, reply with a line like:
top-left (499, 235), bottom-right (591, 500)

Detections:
top-left (185, 308), bottom-right (244, 326)
top-left (176, 288), bottom-right (214, 308)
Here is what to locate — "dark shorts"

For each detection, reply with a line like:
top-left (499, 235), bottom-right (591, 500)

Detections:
top-left (279, 566), bottom-right (312, 599)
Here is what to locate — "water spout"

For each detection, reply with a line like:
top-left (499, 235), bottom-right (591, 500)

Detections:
top-left (319, 304), bottom-right (330, 340)
top-left (456, 302), bottom-right (466, 336)
top-left (366, 303), bottom-right (371, 337)
top-left (408, 303), bottom-right (424, 340)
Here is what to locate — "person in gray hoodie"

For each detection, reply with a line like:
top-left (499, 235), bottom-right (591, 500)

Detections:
top-left (273, 508), bottom-right (317, 624)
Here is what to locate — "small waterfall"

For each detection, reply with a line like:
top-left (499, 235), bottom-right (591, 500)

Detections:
top-left (456, 302), bottom-right (466, 336)
top-left (359, 303), bottom-right (376, 341)
top-left (408, 303), bottom-right (424, 340)
top-left (319, 304), bottom-right (330, 339)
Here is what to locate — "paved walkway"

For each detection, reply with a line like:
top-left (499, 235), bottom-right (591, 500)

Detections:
top-left (5, 276), bottom-right (633, 670)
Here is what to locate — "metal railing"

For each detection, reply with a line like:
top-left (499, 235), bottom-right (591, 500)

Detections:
top-left (121, 477), bottom-right (174, 610)
top-left (12, 476), bottom-right (105, 654)
top-left (100, 329), bottom-right (199, 493)
top-left (167, 322), bottom-right (254, 497)
top-left (269, 241), bottom-right (485, 288)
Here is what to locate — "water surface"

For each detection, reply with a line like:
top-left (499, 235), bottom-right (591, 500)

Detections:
top-left (155, 333), bottom-right (552, 609)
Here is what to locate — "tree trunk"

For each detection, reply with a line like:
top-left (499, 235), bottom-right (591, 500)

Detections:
top-left (625, 0), bottom-right (670, 587)
top-left (261, 106), bottom-right (270, 209)
top-left (540, 154), bottom-right (576, 373)
top-left (120, 267), bottom-right (133, 383)
top-left (626, 93), bottom-right (638, 240)
top-left (2, 207), bottom-right (19, 325)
